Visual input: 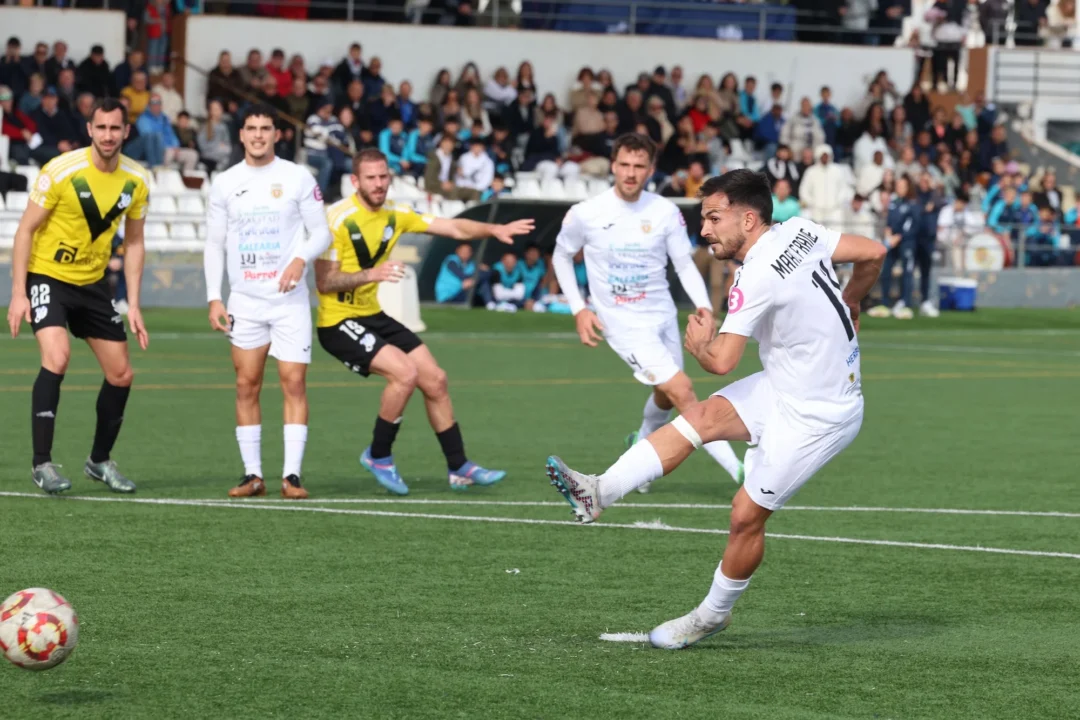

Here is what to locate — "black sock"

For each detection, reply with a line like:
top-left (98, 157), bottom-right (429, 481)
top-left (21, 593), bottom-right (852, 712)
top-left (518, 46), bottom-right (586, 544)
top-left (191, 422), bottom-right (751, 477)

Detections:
top-left (32, 368), bottom-right (64, 467)
top-left (90, 381), bottom-right (131, 464)
top-left (370, 416), bottom-right (401, 459)
top-left (436, 423), bottom-right (467, 472)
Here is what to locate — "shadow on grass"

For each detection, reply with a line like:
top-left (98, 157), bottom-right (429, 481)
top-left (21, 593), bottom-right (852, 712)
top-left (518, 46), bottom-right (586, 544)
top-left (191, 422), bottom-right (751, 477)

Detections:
top-left (39, 689), bottom-right (114, 706)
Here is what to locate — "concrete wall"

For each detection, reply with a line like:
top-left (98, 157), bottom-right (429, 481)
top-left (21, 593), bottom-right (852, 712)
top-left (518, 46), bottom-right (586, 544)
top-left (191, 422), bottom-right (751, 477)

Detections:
top-left (2, 8), bottom-right (127, 67)
top-left (181, 15), bottom-right (916, 114)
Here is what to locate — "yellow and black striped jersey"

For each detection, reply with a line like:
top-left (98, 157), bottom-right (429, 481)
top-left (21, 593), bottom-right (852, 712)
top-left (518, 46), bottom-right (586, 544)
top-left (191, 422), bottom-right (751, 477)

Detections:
top-left (316, 195), bottom-right (432, 327)
top-left (27, 148), bottom-right (150, 286)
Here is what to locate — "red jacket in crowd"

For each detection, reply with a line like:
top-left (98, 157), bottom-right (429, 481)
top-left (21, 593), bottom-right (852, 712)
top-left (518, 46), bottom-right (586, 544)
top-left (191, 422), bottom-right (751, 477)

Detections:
top-left (2, 107), bottom-right (37, 142)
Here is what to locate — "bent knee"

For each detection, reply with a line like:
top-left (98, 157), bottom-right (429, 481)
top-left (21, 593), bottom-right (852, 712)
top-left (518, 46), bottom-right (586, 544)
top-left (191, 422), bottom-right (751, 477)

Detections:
top-left (729, 496), bottom-right (769, 536)
top-left (390, 363), bottom-right (419, 391)
top-left (41, 351), bottom-right (71, 375)
top-left (106, 365), bottom-right (134, 387)
top-left (420, 367), bottom-right (449, 399)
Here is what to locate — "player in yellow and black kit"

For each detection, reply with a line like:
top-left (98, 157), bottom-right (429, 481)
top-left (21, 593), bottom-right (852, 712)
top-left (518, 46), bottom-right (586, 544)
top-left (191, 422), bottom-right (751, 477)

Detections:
top-left (5, 98), bottom-right (151, 495)
top-left (315, 148), bottom-right (534, 495)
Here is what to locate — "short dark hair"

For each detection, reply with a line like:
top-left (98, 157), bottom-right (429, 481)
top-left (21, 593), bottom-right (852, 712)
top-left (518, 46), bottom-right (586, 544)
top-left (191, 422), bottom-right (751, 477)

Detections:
top-left (611, 132), bottom-right (657, 163)
top-left (90, 97), bottom-right (128, 126)
top-left (771, 82), bottom-right (783, 92)
top-left (745, 75), bottom-right (756, 84)
top-left (178, 110), bottom-right (191, 119)
top-left (241, 102), bottom-right (278, 126)
top-left (697, 169), bottom-right (773, 225)
top-left (352, 147), bottom-right (388, 174)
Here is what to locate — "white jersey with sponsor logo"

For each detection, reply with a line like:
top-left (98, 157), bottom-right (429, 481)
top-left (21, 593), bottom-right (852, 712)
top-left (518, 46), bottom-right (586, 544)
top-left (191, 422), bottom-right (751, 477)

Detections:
top-left (205, 157), bottom-right (327, 304)
top-left (720, 217), bottom-right (863, 431)
top-left (555, 189), bottom-right (694, 335)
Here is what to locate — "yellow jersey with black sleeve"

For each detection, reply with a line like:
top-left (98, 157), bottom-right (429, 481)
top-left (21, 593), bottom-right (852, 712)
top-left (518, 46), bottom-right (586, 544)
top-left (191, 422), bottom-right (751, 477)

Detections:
top-left (27, 148), bottom-right (150, 286)
top-left (316, 195), bottom-right (433, 327)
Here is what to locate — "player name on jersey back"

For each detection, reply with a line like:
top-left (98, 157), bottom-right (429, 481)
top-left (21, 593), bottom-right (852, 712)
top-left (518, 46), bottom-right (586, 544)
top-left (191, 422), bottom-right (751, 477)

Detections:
top-left (721, 218), bottom-right (863, 432)
top-left (207, 158), bottom-right (323, 303)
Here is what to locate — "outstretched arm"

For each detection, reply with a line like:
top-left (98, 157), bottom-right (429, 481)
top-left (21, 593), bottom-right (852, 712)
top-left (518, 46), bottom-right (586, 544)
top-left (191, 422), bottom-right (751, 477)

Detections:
top-left (426, 216), bottom-right (535, 244)
top-left (314, 258), bottom-right (405, 294)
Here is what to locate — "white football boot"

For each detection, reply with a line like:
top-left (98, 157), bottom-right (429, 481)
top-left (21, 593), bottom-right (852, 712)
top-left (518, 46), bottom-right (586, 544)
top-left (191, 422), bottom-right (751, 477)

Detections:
top-left (649, 608), bottom-right (731, 650)
top-left (919, 300), bottom-right (940, 318)
top-left (546, 455), bottom-right (602, 523)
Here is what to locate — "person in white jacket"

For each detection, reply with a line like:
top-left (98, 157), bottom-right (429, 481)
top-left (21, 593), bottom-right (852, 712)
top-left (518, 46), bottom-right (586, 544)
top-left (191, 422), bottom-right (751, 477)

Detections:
top-left (455, 137), bottom-right (495, 193)
top-left (799, 144), bottom-right (851, 228)
top-left (779, 97), bottom-right (825, 157)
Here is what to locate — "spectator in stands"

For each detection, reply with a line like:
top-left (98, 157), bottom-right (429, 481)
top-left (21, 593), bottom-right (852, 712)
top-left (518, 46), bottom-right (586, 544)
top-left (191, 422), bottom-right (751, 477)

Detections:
top-left (332, 43), bottom-right (363, 96)
top-left (1026, 205), bottom-right (1064, 266)
top-left (478, 250), bottom-right (528, 312)
top-left (362, 56), bottom-right (386, 101)
top-left (39, 41), bottom-right (68, 88)
top-left (55, 69), bottom-right (77, 114)
top-left (887, 106), bottom-right (913, 154)
top-left (659, 170), bottom-right (687, 198)
top-left (396, 81), bottom-right (417, 128)
top-left (487, 124), bottom-right (514, 176)
top-left (237, 49), bottom-right (267, 90)
top-left (843, 0), bottom-right (879, 43)
top-left (378, 113), bottom-right (409, 174)
top-left (113, 50), bottom-right (146, 96)
top-left (903, 84), bottom-right (931, 132)
top-left (261, 49), bottom-right (289, 98)
top-left (426, 133), bottom-right (459, 196)
top-left (516, 61), bottom-right (537, 95)
top-left (754, 104), bottom-right (785, 158)
top-left (462, 87), bottom-right (492, 136)
top-left (687, 94), bottom-right (713, 135)
top-left (701, 122), bottom-right (728, 175)
top-left (857, 150), bottom-right (888, 198)
top-left (1034, 169), bottom-right (1062, 217)
top-left (286, 75), bottom-right (312, 121)
top-left (667, 65), bottom-right (688, 112)
top-left (197, 98), bottom-right (232, 172)
top-left (937, 188), bottom-right (983, 269)
top-left (771, 178), bottom-right (801, 223)
top-left (305, 99), bottom-right (343, 197)
top-left (23, 42), bottom-right (48, 85)
top-left (174, 111), bottom-right (198, 153)
top-left (339, 79), bottom-right (366, 119)
top-left (1015, 0), bottom-right (1050, 46)
top-left (1, 37), bottom-right (29, 101)
top-left (658, 114), bottom-right (701, 177)
top-left (800, 144), bottom-right (849, 228)
top-left (207, 51), bottom-right (241, 111)
top-left (895, 145), bottom-right (919, 180)
top-left (1, 85), bottom-right (36, 164)
top-left (619, 90), bottom-right (655, 138)
top-left (763, 145), bottom-right (799, 197)
top-left (843, 192), bottom-right (876, 238)
top-left (436, 116), bottom-right (465, 156)
top-left (936, 153), bottom-right (962, 198)
top-left (1044, 0), bottom-right (1077, 47)
top-left (121, 71), bottom-right (151, 124)
top-left (780, 97), bottom-right (826, 158)
top-left (814, 86), bottom-right (839, 147)
top-left (30, 86), bottom-right (78, 163)
top-left (647, 66), bottom-right (677, 120)
top-left (875, 0), bottom-right (908, 45)
top-left (307, 73), bottom-right (332, 117)
top-left (436, 244), bottom-right (478, 304)
top-left (138, 93), bottom-right (198, 171)
top-left (481, 174), bottom-right (511, 202)
top-left (646, 96), bottom-right (675, 147)
top-left (429, 68), bottom-right (452, 108)
top-left (715, 73), bottom-right (741, 140)
top-left (979, 124), bottom-right (1009, 173)
top-left (151, 72), bottom-right (184, 123)
top-left (834, 107), bottom-right (861, 161)
top-left (456, 135), bottom-right (495, 195)
top-left (440, 89), bottom-right (464, 126)
top-left (683, 158), bottom-right (707, 197)
top-left (74, 45), bottom-right (111, 100)
top-left (853, 119), bottom-right (891, 171)
top-left (576, 111), bottom-right (619, 177)
top-left (370, 84), bottom-right (400, 135)
top-left (571, 91), bottom-right (604, 142)
top-left (19, 73), bottom-right (45, 115)
top-left (144, 0), bottom-right (171, 74)
top-left (988, 184), bottom-right (1029, 236)
top-left (477, 67), bottom-right (513, 115)
top-left (504, 87), bottom-right (537, 145)
top-left (736, 76), bottom-right (760, 139)
top-left (524, 112), bottom-right (579, 181)
top-left (403, 115), bottom-right (435, 178)
top-left (518, 244), bottom-right (547, 309)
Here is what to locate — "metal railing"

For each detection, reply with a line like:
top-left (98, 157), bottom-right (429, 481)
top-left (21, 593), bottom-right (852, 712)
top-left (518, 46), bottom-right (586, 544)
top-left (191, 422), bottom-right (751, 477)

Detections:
top-left (992, 47), bottom-right (1080, 105)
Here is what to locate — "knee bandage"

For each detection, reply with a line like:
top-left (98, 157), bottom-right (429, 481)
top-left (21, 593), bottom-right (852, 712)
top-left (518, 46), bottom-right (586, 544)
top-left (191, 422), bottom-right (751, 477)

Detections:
top-left (671, 415), bottom-right (704, 449)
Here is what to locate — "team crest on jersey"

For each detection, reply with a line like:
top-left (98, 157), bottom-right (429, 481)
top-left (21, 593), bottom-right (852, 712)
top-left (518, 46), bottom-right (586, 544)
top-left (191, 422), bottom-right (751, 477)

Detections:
top-left (271, 184), bottom-right (283, 199)
top-left (117, 192), bottom-right (132, 210)
top-left (37, 174), bottom-right (51, 192)
top-left (640, 219), bottom-right (651, 234)
top-left (382, 225), bottom-right (394, 241)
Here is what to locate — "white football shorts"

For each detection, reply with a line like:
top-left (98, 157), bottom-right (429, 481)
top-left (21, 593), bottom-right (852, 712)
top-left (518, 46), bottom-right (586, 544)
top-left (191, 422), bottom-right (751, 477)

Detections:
top-left (605, 318), bottom-right (683, 386)
top-left (715, 371), bottom-right (863, 511)
top-left (227, 292), bottom-right (313, 364)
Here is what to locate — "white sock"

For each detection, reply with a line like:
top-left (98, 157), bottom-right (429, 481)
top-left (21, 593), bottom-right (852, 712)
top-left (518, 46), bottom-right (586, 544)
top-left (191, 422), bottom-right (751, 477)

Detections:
top-left (283, 424), bottom-right (308, 478)
top-left (703, 440), bottom-right (742, 481)
top-left (698, 563), bottom-right (750, 623)
top-left (236, 425), bottom-right (262, 478)
top-left (598, 440), bottom-right (664, 507)
top-left (637, 394), bottom-right (672, 438)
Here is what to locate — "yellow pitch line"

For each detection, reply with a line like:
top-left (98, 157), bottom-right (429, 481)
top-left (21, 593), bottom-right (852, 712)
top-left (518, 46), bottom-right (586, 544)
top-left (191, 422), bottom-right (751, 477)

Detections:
top-left (2, 370), bottom-right (1079, 393)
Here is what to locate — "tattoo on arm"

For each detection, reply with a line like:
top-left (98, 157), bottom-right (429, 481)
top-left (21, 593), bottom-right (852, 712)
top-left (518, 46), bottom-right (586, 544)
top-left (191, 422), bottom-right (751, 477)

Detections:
top-left (318, 268), bottom-right (369, 293)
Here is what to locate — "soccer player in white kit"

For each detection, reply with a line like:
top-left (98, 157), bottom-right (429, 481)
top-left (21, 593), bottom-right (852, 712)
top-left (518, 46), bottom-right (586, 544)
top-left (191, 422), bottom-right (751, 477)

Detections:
top-left (551, 133), bottom-right (742, 490)
top-left (547, 169), bottom-right (886, 649)
top-left (203, 104), bottom-right (332, 499)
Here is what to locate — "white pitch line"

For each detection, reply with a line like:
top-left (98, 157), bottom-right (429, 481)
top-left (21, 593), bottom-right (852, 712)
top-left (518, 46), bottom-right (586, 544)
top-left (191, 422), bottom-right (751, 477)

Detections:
top-left (7, 493), bottom-right (1069, 519)
top-left (2, 492), bottom-right (1079, 561)
top-left (861, 341), bottom-right (1080, 358)
top-left (599, 633), bottom-right (649, 643)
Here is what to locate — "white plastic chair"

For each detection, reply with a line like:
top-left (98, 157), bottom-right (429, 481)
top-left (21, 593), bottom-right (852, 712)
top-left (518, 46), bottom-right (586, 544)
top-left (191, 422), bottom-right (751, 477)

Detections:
top-left (156, 168), bottom-right (187, 196)
top-left (169, 222), bottom-right (198, 240)
top-left (144, 222), bottom-right (170, 240)
top-left (177, 195), bottom-right (205, 216)
top-left (150, 195), bottom-right (178, 216)
top-left (6, 191), bottom-right (29, 212)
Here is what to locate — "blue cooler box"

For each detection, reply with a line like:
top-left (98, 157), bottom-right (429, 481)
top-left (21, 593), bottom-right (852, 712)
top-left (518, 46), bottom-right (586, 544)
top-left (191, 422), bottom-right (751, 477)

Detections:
top-left (938, 277), bottom-right (977, 311)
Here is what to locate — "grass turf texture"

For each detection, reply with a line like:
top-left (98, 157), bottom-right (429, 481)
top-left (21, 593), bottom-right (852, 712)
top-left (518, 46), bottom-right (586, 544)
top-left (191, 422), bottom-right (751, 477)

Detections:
top-left (1, 307), bottom-right (1079, 719)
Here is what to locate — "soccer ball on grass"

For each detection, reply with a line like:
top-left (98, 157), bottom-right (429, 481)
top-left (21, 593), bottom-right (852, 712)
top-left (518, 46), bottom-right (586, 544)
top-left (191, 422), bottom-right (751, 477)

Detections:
top-left (0, 588), bottom-right (79, 670)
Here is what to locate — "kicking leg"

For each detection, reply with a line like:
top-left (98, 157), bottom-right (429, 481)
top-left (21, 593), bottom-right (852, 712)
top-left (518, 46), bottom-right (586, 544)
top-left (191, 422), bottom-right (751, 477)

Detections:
top-left (409, 344), bottom-right (505, 488)
top-left (278, 360), bottom-right (309, 499)
top-left (30, 327), bottom-right (72, 494)
top-left (663, 373), bottom-right (743, 484)
top-left (228, 344), bottom-right (270, 497)
top-left (359, 344), bottom-right (418, 495)
top-left (84, 337), bottom-right (136, 493)
top-left (548, 395), bottom-right (749, 522)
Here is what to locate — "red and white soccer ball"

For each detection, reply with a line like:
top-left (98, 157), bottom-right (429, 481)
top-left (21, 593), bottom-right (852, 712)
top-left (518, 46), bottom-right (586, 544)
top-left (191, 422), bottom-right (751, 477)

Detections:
top-left (0, 588), bottom-right (79, 670)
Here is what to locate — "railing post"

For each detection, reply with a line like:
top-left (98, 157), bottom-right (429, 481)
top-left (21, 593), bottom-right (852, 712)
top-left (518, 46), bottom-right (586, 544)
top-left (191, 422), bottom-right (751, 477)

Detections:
top-left (493, 0), bottom-right (500, 27)
top-left (1016, 230), bottom-right (1026, 269)
top-left (629, 1), bottom-right (636, 35)
top-left (759, 7), bottom-right (766, 41)
top-left (347, 0), bottom-right (354, 22)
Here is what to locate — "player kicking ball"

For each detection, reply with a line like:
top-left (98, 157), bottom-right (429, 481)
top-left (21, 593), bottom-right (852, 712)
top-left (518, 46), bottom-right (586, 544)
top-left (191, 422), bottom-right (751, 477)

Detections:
top-left (314, 149), bottom-right (534, 494)
top-left (552, 133), bottom-right (742, 491)
top-left (204, 103), bottom-right (332, 499)
top-left (6, 98), bottom-right (151, 495)
top-left (546, 170), bottom-right (886, 649)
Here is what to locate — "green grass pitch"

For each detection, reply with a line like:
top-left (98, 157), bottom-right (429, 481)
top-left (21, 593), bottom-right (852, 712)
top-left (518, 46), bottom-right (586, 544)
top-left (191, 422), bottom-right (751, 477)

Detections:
top-left (1, 307), bottom-right (1079, 719)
